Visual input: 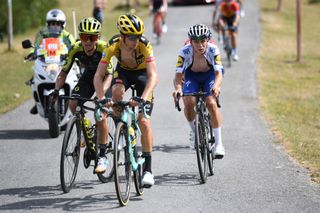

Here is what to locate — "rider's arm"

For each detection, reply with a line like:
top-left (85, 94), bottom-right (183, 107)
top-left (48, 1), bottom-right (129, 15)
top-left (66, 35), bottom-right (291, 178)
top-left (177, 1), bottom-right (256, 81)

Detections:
top-left (142, 59), bottom-right (158, 101)
top-left (233, 2), bottom-right (241, 26)
top-left (55, 44), bottom-right (77, 90)
top-left (55, 71), bottom-right (67, 90)
top-left (94, 62), bottom-right (110, 100)
top-left (102, 63), bottom-right (114, 94)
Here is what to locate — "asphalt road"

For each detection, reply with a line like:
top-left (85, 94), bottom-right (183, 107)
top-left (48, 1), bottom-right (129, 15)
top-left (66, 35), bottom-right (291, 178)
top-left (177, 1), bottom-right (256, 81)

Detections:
top-left (0, 1), bottom-right (319, 212)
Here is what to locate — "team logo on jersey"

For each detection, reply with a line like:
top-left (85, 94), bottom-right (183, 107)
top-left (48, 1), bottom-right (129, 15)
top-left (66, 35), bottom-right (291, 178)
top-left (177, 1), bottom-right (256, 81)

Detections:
top-left (176, 56), bottom-right (184, 68)
top-left (214, 55), bottom-right (222, 66)
top-left (136, 54), bottom-right (145, 65)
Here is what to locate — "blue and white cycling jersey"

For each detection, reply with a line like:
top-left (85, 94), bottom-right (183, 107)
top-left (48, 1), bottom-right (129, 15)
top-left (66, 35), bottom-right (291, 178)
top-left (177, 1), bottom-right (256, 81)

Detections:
top-left (175, 42), bottom-right (224, 74)
top-left (175, 41), bottom-right (224, 97)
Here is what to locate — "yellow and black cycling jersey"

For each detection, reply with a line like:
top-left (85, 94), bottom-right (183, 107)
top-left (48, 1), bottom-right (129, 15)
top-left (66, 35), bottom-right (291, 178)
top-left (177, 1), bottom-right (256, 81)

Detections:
top-left (62, 40), bottom-right (113, 75)
top-left (100, 34), bottom-right (155, 71)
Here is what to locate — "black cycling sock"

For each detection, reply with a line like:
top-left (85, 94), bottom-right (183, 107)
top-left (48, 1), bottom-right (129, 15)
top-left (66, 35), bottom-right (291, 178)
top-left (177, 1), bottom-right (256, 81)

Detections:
top-left (99, 144), bottom-right (107, 157)
top-left (142, 152), bottom-right (152, 173)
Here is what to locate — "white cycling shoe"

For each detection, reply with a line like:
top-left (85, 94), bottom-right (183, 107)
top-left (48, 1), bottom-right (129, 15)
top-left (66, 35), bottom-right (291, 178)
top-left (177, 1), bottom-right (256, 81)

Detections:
top-left (215, 144), bottom-right (225, 159)
top-left (142, 171), bottom-right (155, 188)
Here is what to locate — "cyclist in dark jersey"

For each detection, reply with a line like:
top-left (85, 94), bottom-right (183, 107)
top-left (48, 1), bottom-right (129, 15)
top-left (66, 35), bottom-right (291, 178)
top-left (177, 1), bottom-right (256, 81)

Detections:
top-left (53, 17), bottom-right (113, 174)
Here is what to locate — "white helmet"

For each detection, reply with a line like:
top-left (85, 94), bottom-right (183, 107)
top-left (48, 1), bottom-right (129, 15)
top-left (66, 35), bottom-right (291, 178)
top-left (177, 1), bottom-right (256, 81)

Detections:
top-left (46, 9), bottom-right (66, 29)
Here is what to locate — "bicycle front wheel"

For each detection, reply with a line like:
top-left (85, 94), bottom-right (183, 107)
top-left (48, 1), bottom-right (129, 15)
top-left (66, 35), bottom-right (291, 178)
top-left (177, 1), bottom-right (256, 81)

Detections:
top-left (114, 122), bottom-right (132, 206)
top-left (133, 132), bottom-right (144, 195)
top-left (195, 113), bottom-right (208, 184)
top-left (97, 115), bottom-right (116, 183)
top-left (205, 114), bottom-right (215, 176)
top-left (60, 116), bottom-right (81, 193)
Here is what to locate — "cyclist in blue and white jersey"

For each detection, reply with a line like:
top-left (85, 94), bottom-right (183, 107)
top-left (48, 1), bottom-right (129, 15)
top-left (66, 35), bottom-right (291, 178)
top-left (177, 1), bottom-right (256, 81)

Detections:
top-left (172, 24), bottom-right (225, 159)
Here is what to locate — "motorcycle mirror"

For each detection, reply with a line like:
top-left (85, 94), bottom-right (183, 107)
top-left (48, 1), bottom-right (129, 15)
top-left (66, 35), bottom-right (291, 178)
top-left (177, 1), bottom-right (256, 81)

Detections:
top-left (22, 39), bottom-right (33, 49)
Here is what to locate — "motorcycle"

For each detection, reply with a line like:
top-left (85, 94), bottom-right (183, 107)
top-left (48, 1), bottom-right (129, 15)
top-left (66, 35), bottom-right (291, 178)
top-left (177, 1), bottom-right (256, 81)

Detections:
top-left (22, 37), bottom-right (80, 138)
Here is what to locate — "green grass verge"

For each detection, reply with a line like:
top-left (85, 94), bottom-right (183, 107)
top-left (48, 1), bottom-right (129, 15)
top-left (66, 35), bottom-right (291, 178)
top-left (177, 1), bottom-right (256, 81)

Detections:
top-left (0, 0), bottom-right (148, 114)
top-left (258, 0), bottom-right (320, 183)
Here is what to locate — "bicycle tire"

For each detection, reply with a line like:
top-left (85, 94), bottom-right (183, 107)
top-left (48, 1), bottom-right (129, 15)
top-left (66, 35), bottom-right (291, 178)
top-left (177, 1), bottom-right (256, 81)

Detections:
top-left (133, 131), bottom-right (144, 196)
top-left (205, 113), bottom-right (215, 176)
top-left (60, 116), bottom-right (81, 193)
top-left (98, 116), bottom-right (116, 182)
top-left (195, 112), bottom-right (208, 183)
top-left (114, 122), bottom-right (132, 206)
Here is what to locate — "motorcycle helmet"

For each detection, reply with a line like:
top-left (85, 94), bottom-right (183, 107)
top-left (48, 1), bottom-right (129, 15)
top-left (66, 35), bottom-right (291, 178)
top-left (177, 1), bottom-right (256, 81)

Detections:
top-left (46, 9), bottom-right (66, 29)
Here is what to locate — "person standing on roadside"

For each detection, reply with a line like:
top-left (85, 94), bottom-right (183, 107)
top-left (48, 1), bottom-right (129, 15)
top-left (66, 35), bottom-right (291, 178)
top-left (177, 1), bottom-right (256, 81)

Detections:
top-left (93, 0), bottom-right (107, 24)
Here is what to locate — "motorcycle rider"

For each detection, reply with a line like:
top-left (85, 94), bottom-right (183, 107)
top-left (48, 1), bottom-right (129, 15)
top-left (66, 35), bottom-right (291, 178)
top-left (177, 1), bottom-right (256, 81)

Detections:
top-left (25, 9), bottom-right (75, 114)
top-left (52, 17), bottom-right (113, 174)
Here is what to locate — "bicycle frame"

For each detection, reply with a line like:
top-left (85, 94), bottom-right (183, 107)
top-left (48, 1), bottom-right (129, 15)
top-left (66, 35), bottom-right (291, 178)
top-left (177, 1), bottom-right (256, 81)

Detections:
top-left (116, 102), bottom-right (144, 171)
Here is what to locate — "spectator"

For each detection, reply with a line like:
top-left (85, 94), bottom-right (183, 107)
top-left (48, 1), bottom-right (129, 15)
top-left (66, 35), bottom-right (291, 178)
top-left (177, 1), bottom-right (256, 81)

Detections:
top-left (93, 0), bottom-right (107, 24)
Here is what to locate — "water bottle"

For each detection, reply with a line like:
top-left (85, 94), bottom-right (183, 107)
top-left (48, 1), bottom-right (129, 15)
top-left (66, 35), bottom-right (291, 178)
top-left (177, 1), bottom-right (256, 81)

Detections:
top-left (129, 126), bottom-right (136, 146)
top-left (83, 118), bottom-right (94, 147)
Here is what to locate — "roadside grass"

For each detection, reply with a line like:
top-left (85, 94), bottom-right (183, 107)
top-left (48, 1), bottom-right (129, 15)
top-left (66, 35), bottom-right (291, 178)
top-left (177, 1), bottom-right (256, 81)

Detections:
top-left (0, 0), bottom-right (148, 114)
top-left (258, 0), bottom-right (320, 183)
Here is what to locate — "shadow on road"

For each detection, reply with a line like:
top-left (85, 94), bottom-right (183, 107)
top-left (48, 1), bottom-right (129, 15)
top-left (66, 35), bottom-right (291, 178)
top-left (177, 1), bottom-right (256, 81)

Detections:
top-left (0, 129), bottom-right (51, 140)
top-left (153, 144), bottom-right (195, 154)
top-left (0, 180), bottom-right (125, 211)
top-left (155, 172), bottom-right (201, 187)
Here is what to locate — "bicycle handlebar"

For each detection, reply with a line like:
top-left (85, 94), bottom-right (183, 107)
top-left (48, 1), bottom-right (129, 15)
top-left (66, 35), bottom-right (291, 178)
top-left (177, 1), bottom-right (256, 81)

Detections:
top-left (174, 92), bottom-right (221, 111)
top-left (112, 97), bottom-right (149, 119)
top-left (59, 95), bottom-right (112, 121)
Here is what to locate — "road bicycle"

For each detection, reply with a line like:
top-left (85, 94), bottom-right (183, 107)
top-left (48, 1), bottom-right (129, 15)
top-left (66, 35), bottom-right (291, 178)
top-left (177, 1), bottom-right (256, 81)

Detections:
top-left (112, 94), bottom-right (148, 206)
top-left (176, 92), bottom-right (221, 183)
top-left (59, 95), bottom-right (115, 193)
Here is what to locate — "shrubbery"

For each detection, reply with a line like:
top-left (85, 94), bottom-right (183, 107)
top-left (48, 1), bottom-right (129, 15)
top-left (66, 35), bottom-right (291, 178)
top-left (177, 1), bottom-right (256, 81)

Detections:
top-left (0, 0), bottom-right (58, 34)
top-left (309, 0), bottom-right (320, 3)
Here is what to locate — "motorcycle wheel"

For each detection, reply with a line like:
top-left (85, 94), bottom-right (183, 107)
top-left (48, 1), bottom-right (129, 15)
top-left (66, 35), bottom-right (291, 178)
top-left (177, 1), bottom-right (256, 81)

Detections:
top-left (48, 100), bottom-right (60, 138)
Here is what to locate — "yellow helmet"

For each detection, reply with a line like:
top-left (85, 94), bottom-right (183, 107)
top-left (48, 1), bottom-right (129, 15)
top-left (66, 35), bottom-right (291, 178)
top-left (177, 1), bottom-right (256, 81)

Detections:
top-left (78, 17), bottom-right (101, 35)
top-left (117, 14), bottom-right (144, 36)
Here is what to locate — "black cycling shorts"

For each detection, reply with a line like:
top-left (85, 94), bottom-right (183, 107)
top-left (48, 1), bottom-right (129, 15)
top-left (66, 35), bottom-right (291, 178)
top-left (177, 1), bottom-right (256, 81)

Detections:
top-left (222, 15), bottom-right (238, 32)
top-left (112, 65), bottom-right (154, 116)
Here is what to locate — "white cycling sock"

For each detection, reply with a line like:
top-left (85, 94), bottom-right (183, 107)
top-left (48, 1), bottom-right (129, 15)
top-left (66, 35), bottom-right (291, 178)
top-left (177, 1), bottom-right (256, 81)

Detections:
top-left (213, 127), bottom-right (222, 146)
top-left (188, 120), bottom-right (195, 132)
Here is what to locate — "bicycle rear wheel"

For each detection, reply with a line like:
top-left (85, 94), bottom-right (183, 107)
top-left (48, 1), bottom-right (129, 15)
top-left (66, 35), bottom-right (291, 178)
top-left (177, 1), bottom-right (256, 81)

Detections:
top-left (114, 122), bottom-right (132, 206)
top-left (60, 116), bottom-right (81, 193)
top-left (97, 116), bottom-right (116, 183)
top-left (195, 113), bottom-right (208, 183)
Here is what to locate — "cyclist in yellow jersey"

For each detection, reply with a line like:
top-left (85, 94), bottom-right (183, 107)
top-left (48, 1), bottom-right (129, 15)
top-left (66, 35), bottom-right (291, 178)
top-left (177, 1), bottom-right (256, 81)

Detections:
top-left (94, 14), bottom-right (158, 187)
top-left (52, 18), bottom-right (113, 174)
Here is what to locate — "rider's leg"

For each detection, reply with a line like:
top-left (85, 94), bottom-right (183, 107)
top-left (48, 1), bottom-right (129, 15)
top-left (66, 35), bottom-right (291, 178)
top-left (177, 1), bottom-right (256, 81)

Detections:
top-left (111, 83), bottom-right (125, 117)
top-left (183, 96), bottom-right (197, 129)
top-left (205, 96), bottom-right (224, 157)
top-left (231, 30), bottom-right (239, 60)
top-left (68, 100), bottom-right (77, 114)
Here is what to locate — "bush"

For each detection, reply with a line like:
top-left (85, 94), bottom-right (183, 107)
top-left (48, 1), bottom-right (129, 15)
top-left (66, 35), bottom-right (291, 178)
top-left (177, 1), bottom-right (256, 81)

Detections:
top-left (0, 0), bottom-right (58, 34)
top-left (309, 0), bottom-right (320, 3)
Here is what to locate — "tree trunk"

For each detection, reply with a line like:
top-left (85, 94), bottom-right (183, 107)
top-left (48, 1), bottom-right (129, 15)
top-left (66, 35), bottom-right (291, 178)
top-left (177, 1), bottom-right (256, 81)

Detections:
top-left (277, 0), bottom-right (282, 11)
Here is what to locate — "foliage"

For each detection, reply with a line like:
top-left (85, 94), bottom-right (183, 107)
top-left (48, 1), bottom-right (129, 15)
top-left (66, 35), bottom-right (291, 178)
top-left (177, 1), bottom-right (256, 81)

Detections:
top-left (0, 0), bottom-right (58, 34)
top-left (259, 0), bottom-right (320, 183)
top-left (309, 0), bottom-right (320, 3)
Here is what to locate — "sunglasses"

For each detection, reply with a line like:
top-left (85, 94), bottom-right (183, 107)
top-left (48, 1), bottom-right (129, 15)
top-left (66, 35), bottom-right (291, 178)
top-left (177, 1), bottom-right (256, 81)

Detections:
top-left (126, 35), bottom-right (141, 41)
top-left (48, 21), bottom-right (61, 26)
top-left (79, 34), bottom-right (99, 42)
